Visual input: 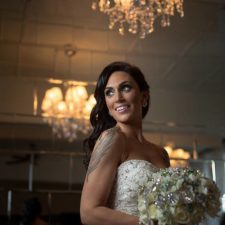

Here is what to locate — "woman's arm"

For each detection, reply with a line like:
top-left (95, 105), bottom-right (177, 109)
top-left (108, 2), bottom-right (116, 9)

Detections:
top-left (80, 127), bottom-right (139, 225)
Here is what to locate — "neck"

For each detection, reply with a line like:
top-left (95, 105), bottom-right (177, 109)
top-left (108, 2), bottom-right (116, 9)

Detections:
top-left (116, 122), bottom-right (144, 143)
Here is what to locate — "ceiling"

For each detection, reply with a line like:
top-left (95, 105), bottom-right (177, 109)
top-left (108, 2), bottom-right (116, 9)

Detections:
top-left (0, 0), bottom-right (225, 149)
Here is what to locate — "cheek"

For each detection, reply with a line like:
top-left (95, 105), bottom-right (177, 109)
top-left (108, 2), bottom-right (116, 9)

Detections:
top-left (128, 92), bottom-right (142, 105)
top-left (105, 98), bottom-right (113, 110)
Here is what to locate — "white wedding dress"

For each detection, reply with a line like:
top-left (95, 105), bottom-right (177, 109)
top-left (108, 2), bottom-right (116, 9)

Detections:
top-left (109, 159), bottom-right (159, 216)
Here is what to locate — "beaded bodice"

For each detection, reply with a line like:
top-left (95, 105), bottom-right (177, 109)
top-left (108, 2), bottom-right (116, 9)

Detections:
top-left (109, 159), bottom-right (159, 216)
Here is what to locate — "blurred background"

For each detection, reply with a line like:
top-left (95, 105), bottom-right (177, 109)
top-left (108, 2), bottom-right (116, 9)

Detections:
top-left (0, 0), bottom-right (225, 224)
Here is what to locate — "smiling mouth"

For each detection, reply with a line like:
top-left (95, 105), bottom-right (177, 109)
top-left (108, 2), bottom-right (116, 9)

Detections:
top-left (115, 105), bottom-right (129, 112)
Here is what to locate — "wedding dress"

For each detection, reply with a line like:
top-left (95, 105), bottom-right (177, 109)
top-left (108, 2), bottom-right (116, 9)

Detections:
top-left (109, 159), bottom-right (159, 216)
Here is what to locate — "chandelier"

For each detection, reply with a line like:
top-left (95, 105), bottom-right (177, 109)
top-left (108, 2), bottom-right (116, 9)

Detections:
top-left (91, 0), bottom-right (184, 38)
top-left (41, 81), bottom-right (96, 142)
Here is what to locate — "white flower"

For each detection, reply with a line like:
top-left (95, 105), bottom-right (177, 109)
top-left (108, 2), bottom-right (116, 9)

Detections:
top-left (198, 186), bottom-right (208, 195)
top-left (148, 204), bottom-right (158, 219)
top-left (176, 178), bottom-right (184, 189)
top-left (188, 173), bottom-right (197, 181)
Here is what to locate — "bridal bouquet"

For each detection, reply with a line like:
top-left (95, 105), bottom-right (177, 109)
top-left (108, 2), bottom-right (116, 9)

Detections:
top-left (138, 167), bottom-right (221, 225)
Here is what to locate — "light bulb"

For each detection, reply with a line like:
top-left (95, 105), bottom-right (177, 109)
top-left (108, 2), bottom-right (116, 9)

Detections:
top-left (45, 87), bottom-right (63, 102)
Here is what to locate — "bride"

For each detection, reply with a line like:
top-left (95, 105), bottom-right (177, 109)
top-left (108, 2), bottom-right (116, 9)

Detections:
top-left (80, 61), bottom-right (170, 225)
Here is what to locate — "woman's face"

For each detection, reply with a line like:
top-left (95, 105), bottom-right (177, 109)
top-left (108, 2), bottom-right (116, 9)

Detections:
top-left (104, 71), bottom-right (146, 125)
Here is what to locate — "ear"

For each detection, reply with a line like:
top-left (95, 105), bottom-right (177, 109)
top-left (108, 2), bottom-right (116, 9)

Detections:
top-left (141, 91), bottom-right (149, 107)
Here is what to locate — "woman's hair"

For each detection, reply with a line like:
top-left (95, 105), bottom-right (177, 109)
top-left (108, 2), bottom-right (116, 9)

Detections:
top-left (83, 61), bottom-right (150, 168)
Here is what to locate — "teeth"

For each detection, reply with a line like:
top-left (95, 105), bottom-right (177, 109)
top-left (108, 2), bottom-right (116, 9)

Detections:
top-left (116, 105), bottom-right (128, 112)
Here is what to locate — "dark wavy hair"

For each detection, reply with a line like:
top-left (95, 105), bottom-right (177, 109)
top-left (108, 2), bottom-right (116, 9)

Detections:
top-left (83, 61), bottom-right (150, 168)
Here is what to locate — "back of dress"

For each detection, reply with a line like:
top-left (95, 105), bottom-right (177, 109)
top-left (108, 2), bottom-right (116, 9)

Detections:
top-left (109, 160), bottom-right (159, 216)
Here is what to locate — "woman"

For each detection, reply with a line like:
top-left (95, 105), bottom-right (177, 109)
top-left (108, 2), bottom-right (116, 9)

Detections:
top-left (80, 61), bottom-right (170, 225)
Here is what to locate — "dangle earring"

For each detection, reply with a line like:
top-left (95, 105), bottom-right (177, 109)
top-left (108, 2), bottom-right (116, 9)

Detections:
top-left (142, 101), bottom-right (147, 107)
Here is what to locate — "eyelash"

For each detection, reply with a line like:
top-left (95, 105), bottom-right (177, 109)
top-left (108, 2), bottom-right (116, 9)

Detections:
top-left (122, 84), bottom-right (132, 92)
top-left (105, 89), bottom-right (114, 97)
top-left (105, 84), bottom-right (132, 97)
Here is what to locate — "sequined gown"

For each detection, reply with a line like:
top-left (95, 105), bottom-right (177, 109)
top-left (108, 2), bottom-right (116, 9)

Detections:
top-left (109, 159), bottom-right (159, 216)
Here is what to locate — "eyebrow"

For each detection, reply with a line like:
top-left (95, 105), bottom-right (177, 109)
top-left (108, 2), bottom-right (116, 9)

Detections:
top-left (105, 81), bottom-right (132, 90)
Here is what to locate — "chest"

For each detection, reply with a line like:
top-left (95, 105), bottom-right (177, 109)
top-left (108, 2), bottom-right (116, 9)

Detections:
top-left (124, 140), bottom-right (164, 165)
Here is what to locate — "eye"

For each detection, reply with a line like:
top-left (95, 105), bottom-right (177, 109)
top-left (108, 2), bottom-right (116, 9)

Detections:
top-left (105, 88), bottom-right (114, 97)
top-left (121, 84), bottom-right (132, 92)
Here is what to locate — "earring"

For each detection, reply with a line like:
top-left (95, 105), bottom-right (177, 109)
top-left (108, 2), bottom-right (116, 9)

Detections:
top-left (142, 101), bottom-right (147, 107)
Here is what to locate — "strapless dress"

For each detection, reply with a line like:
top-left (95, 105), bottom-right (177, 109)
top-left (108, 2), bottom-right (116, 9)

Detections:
top-left (109, 159), bottom-right (159, 216)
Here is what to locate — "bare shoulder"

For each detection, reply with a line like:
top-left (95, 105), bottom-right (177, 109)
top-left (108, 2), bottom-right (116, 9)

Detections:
top-left (95, 126), bottom-right (125, 153)
top-left (86, 126), bottom-right (125, 178)
top-left (160, 147), bottom-right (170, 167)
top-left (147, 142), bottom-right (170, 168)
top-left (98, 126), bottom-right (125, 144)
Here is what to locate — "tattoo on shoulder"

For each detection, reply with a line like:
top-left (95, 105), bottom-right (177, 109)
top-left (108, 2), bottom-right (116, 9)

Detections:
top-left (86, 127), bottom-right (120, 180)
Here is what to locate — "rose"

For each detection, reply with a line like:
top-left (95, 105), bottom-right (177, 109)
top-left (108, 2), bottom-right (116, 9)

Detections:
top-left (191, 205), bottom-right (204, 224)
top-left (174, 206), bottom-right (190, 224)
top-left (148, 204), bottom-right (170, 225)
top-left (198, 177), bottom-right (209, 194)
top-left (148, 204), bottom-right (158, 220)
top-left (138, 194), bottom-right (149, 225)
top-left (170, 178), bottom-right (184, 192)
top-left (188, 173), bottom-right (198, 182)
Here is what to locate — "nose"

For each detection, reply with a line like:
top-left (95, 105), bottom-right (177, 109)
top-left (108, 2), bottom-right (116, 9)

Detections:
top-left (115, 90), bottom-right (124, 102)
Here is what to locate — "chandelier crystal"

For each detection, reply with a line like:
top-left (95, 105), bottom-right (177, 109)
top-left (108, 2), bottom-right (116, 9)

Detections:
top-left (92, 0), bottom-right (184, 38)
top-left (41, 81), bottom-right (96, 142)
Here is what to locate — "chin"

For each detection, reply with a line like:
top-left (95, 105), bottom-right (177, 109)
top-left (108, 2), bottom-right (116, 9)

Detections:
top-left (114, 116), bottom-right (133, 124)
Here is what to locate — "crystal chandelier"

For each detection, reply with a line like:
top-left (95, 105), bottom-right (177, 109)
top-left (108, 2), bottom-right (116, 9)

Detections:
top-left (92, 0), bottom-right (184, 38)
top-left (41, 81), bottom-right (96, 142)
